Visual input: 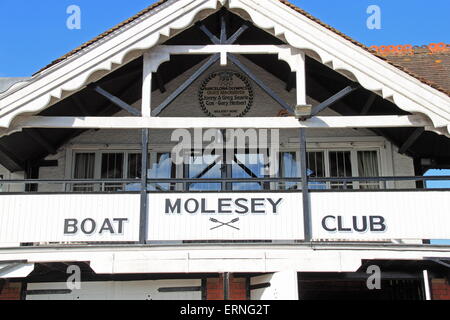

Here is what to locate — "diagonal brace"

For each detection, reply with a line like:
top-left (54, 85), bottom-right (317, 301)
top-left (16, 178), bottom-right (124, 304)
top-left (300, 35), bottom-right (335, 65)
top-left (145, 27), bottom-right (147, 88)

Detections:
top-left (399, 127), bottom-right (425, 154)
top-left (88, 84), bottom-right (141, 116)
top-left (225, 24), bottom-right (249, 44)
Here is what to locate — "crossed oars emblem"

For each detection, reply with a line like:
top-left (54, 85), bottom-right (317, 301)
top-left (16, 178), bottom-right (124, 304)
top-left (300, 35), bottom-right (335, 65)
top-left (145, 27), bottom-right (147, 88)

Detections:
top-left (209, 218), bottom-right (240, 230)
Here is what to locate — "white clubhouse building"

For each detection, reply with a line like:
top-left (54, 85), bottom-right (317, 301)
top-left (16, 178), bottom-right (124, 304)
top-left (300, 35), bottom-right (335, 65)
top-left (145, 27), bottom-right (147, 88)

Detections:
top-left (0, 0), bottom-right (450, 300)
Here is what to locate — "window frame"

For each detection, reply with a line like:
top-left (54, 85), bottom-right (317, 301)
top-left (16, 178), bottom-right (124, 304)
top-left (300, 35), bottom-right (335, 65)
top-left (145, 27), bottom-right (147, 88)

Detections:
top-left (67, 142), bottom-right (386, 192)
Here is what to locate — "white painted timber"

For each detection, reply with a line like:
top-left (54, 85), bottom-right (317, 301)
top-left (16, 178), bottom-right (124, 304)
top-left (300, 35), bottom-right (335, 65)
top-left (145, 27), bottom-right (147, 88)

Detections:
top-left (26, 279), bottom-right (202, 300)
top-left (1, 244), bottom-right (450, 274)
top-left (0, 0), bottom-right (448, 137)
top-left (147, 45), bottom-right (306, 72)
top-left (250, 271), bottom-right (299, 300)
top-left (10, 115), bottom-right (432, 131)
top-left (147, 193), bottom-right (304, 241)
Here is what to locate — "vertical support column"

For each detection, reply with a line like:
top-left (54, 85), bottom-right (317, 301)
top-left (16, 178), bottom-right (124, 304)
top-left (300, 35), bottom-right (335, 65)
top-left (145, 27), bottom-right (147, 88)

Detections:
top-left (142, 52), bottom-right (154, 117)
top-left (223, 272), bottom-right (230, 301)
top-left (296, 51), bottom-right (307, 107)
top-left (139, 129), bottom-right (149, 244)
top-left (299, 128), bottom-right (311, 242)
top-left (423, 270), bottom-right (431, 300)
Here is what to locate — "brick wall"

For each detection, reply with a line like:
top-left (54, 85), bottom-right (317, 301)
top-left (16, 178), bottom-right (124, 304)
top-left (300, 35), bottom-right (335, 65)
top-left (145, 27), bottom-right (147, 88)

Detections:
top-left (206, 275), bottom-right (247, 300)
top-left (0, 282), bottom-right (22, 300)
top-left (432, 279), bottom-right (450, 300)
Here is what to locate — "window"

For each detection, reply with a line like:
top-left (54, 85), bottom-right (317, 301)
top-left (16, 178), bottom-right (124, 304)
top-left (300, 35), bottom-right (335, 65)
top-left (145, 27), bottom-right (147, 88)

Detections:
top-left (357, 150), bottom-right (380, 189)
top-left (329, 151), bottom-right (353, 189)
top-left (71, 146), bottom-right (382, 192)
top-left (101, 153), bottom-right (124, 191)
top-left (232, 152), bottom-right (267, 191)
top-left (277, 149), bottom-right (380, 190)
top-left (279, 152), bottom-right (299, 190)
top-left (149, 153), bottom-right (176, 191)
top-left (307, 151), bottom-right (326, 189)
top-left (73, 153), bottom-right (95, 191)
top-left (187, 153), bottom-right (222, 191)
top-left (72, 150), bottom-right (176, 192)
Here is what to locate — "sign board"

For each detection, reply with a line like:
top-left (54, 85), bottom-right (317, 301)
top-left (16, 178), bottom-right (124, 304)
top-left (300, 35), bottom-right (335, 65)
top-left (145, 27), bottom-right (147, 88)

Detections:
top-left (147, 193), bottom-right (305, 241)
top-left (199, 70), bottom-right (254, 117)
top-left (311, 191), bottom-right (450, 241)
top-left (1, 191), bottom-right (450, 244)
top-left (0, 194), bottom-right (140, 244)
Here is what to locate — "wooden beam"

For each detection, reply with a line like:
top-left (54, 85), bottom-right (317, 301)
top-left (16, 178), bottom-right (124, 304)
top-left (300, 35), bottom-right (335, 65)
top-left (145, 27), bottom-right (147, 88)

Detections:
top-left (197, 23), bottom-right (220, 44)
top-left (151, 54), bottom-right (220, 116)
top-left (225, 24), bottom-right (249, 44)
top-left (220, 10), bottom-right (227, 43)
top-left (361, 93), bottom-right (377, 115)
top-left (399, 128), bottom-right (425, 154)
top-left (23, 128), bottom-right (57, 155)
top-left (15, 115), bottom-right (432, 130)
top-left (306, 75), bottom-right (403, 149)
top-left (0, 143), bottom-right (25, 172)
top-left (309, 84), bottom-right (359, 118)
top-left (72, 95), bottom-right (89, 116)
top-left (156, 45), bottom-right (292, 55)
top-left (228, 53), bottom-right (294, 114)
top-left (88, 84), bottom-right (141, 116)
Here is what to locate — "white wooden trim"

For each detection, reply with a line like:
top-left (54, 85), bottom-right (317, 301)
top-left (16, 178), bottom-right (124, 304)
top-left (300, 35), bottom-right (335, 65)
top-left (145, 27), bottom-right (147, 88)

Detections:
top-left (296, 51), bottom-right (307, 106)
top-left (10, 115), bottom-right (433, 131)
top-left (1, 245), bottom-right (450, 274)
top-left (146, 45), bottom-right (305, 72)
top-left (228, 0), bottom-right (450, 130)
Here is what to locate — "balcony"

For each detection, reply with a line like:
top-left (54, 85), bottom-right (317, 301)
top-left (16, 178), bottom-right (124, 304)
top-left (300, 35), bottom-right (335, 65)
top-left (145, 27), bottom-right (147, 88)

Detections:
top-left (0, 175), bottom-right (449, 247)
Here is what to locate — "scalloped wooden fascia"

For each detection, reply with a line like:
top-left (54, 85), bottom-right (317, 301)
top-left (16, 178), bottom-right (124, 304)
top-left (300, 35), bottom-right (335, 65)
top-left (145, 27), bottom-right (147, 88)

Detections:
top-left (0, 0), bottom-right (222, 129)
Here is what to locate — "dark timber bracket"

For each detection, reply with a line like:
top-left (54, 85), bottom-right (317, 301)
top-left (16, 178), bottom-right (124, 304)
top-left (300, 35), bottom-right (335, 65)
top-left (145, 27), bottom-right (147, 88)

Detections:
top-left (72, 95), bottom-right (90, 116)
top-left (360, 92), bottom-right (377, 115)
top-left (306, 83), bottom-right (360, 119)
top-left (228, 53), bottom-right (295, 114)
top-left (88, 84), bottom-right (142, 117)
top-left (0, 143), bottom-right (26, 172)
top-left (151, 54), bottom-right (220, 116)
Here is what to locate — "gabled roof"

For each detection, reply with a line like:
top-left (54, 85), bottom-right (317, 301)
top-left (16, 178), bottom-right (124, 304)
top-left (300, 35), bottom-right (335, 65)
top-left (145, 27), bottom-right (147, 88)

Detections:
top-left (33, 0), bottom-right (450, 97)
top-left (0, 0), bottom-right (449, 137)
top-left (0, 0), bottom-right (449, 173)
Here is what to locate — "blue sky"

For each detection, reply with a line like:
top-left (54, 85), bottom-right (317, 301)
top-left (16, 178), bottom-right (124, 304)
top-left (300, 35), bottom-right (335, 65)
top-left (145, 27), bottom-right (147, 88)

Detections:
top-left (0, 1), bottom-right (449, 242)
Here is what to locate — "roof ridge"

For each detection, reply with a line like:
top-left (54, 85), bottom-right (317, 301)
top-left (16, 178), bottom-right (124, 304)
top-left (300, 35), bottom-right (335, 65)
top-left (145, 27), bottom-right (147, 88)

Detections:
top-left (28, 0), bottom-right (449, 97)
top-left (370, 43), bottom-right (450, 56)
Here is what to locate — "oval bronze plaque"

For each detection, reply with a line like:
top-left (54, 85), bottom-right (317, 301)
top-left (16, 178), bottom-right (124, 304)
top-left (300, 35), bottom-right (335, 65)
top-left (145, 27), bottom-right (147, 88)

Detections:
top-left (199, 70), bottom-right (254, 117)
